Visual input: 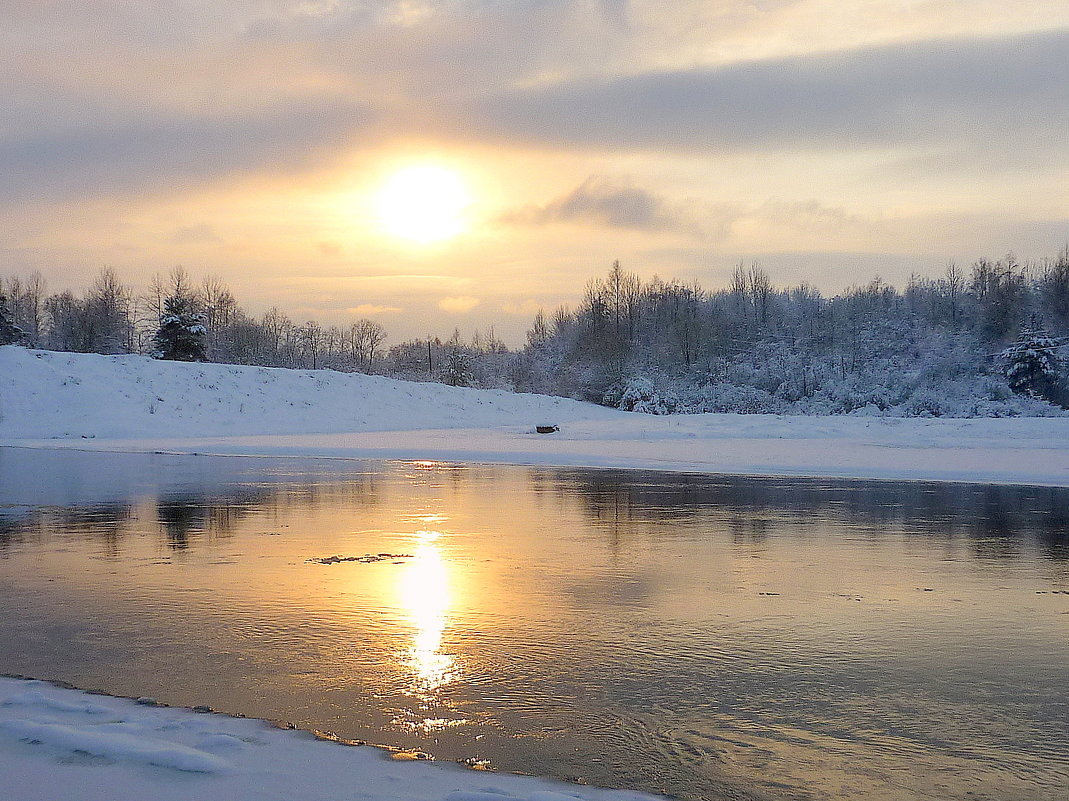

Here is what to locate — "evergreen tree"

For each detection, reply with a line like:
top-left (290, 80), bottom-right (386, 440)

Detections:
top-left (1000, 323), bottom-right (1062, 403)
top-left (152, 294), bottom-right (207, 362)
top-left (0, 291), bottom-right (29, 346)
top-left (443, 346), bottom-right (473, 387)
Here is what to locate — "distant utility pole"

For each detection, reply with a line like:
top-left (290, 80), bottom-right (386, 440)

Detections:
top-left (427, 338), bottom-right (433, 376)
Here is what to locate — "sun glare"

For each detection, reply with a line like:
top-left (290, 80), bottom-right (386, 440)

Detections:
top-left (375, 165), bottom-right (470, 244)
top-left (398, 529), bottom-right (455, 694)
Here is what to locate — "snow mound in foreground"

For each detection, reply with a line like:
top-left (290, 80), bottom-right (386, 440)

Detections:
top-left (0, 677), bottom-right (664, 801)
top-left (0, 718), bottom-right (234, 774)
top-left (2, 689), bottom-right (111, 716)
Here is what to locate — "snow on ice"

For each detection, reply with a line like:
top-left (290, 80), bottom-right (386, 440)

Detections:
top-left (0, 677), bottom-right (663, 801)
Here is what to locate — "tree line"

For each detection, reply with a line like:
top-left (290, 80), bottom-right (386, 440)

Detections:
top-left (0, 267), bottom-right (392, 372)
top-left (3, 252), bottom-right (1069, 417)
top-left (511, 253), bottom-right (1069, 416)
top-left (0, 266), bottom-right (509, 385)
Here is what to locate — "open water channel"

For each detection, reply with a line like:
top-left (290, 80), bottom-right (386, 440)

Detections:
top-left (0, 448), bottom-right (1066, 801)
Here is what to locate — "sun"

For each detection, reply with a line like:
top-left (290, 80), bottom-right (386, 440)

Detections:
top-left (375, 165), bottom-right (471, 244)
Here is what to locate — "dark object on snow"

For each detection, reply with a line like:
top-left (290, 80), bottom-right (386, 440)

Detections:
top-left (536, 425), bottom-right (560, 434)
top-left (152, 293), bottom-right (208, 362)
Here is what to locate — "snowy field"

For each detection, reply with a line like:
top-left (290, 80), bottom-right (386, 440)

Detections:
top-left (4, 346), bottom-right (1069, 486)
top-left (0, 677), bottom-right (662, 801)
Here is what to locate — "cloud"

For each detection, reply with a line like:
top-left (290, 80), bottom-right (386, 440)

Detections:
top-left (462, 28), bottom-right (1069, 157)
top-left (0, 93), bottom-right (373, 205)
top-left (346, 303), bottom-right (402, 315)
top-left (504, 176), bottom-right (699, 233)
top-left (755, 199), bottom-right (872, 233)
top-left (505, 181), bottom-right (886, 242)
top-left (242, 0), bottom-right (632, 96)
top-left (438, 295), bottom-right (481, 313)
top-left (287, 274), bottom-right (472, 289)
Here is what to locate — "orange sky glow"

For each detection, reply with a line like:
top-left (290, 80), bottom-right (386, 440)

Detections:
top-left (3, 1), bottom-right (1068, 342)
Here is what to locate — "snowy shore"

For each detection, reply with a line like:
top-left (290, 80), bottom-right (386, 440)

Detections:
top-left (4, 346), bottom-right (1069, 486)
top-left (0, 676), bottom-right (661, 801)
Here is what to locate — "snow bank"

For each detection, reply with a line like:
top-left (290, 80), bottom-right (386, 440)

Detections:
top-left (2, 690), bottom-right (111, 716)
top-left (0, 718), bottom-right (234, 774)
top-left (0, 677), bottom-right (663, 801)
top-left (5, 346), bottom-right (1069, 486)
top-left (0, 347), bottom-right (607, 440)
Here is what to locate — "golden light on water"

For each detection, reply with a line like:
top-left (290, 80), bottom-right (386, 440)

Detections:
top-left (406, 513), bottom-right (449, 525)
top-left (375, 165), bottom-right (470, 244)
top-left (398, 529), bottom-right (455, 694)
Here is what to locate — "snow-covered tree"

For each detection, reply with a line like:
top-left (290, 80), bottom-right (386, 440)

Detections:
top-left (152, 294), bottom-right (207, 362)
top-left (84, 267), bottom-right (135, 353)
top-left (443, 346), bottom-right (473, 387)
top-left (1000, 324), bottom-right (1062, 403)
top-left (0, 291), bottom-right (29, 346)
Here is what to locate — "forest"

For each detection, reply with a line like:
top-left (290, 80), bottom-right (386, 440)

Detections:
top-left (2, 252), bottom-right (1068, 418)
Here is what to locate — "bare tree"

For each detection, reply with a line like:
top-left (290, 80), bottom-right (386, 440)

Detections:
top-left (261, 308), bottom-right (289, 366)
top-left (201, 276), bottom-right (238, 361)
top-left (302, 320), bottom-right (324, 369)
top-left (9, 271), bottom-right (47, 345)
top-left (748, 264), bottom-right (772, 326)
top-left (347, 319), bottom-right (387, 372)
top-left (85, 267), bottom-right (135, 353)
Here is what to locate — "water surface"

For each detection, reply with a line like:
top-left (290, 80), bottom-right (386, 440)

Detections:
top-left (1, 448), bottom-right (1067, 801)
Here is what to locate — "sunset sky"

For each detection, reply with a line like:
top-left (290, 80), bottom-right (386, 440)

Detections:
top-left (4, 1), bottom-right (1069, 342)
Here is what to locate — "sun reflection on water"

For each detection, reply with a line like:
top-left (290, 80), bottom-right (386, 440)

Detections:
top-left (406, 512), bottom-right (449, 525)
top-left (398, 529), bottom-right (455, 695)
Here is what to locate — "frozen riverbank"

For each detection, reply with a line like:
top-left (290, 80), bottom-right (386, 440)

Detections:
top-left (0, 676), bottom-right (662, 801)
top-left (4, 347), bottom-right (1069, 486)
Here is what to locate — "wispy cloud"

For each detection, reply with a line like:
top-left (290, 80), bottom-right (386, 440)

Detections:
top-left (0, 94), bottom-right (372, 205)
top-left (463, 28), bottom-right (1069, 159)
top-left (438, 295), bottom-right (480, 313)
top-left (347, 303), bottom-right (402, 315)
top-left (503, 176), bottom-right (700, 234)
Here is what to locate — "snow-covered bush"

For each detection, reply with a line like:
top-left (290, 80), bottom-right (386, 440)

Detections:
top-left (605, 376), bottom-right (680, 414)
top-left (878, 375), bottom-right (1064, 418)
top-left (684, 382), bottom-right (789, 415)
top-left (442, 347), bottom-right (474, 387)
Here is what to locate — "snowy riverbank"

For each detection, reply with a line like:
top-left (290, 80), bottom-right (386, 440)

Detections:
top-left (4, 346), bottom-right (1069, 486)
top-left (0, 676), bottom-right (662, 801)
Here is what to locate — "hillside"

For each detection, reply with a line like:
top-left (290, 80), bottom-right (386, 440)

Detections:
top-left (4, 346), bottom-right (1069, 486)
top-left (0, 347), bottom-right (613, 440)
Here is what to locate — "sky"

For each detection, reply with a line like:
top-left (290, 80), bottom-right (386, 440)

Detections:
top-left (3, 0), bottom-right (1069, 343)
